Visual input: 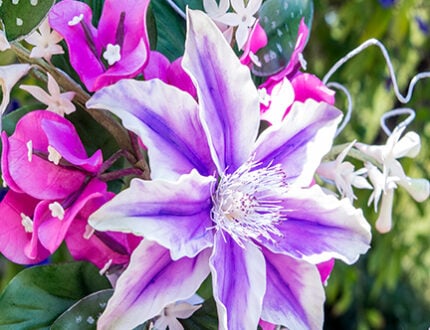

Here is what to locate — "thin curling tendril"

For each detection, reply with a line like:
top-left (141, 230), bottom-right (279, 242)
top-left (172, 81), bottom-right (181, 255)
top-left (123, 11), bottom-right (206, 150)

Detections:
top-left (323, 38), bottom-right (430, 136)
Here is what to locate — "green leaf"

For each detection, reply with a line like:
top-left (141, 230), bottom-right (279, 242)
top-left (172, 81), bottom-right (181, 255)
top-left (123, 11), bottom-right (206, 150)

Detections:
top-left (51, 289), bottom-right (114, 330)
top-left (150, 0), bottom-right (204, 60)
top-left (0, 0), bottom-right (55, 41)
top-left (79, 0), bottom-right (104, 26)
top-left (0, 262), bottom-right (111, 330)
top-left (150, 0), bottom-right (186, 61)
top-left (252, 0), bottom-right (314, 77)
top-left (1, 103), bottom-right (42, 136)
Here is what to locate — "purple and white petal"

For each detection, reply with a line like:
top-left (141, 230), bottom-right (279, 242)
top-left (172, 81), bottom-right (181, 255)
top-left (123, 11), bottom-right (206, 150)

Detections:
top-left (259, 185), bottom-right (371, 265)
top-left (97, 240), bottom-right (211, 330)
top-left (183, 9), bottom-right (260, 173)
top-left (210, 232), bottom-right (266, 330)
top-left (254, 99), bottom-right (342, 187)
top-left (89, 170), bottom-right (215, 259)
top-left (87, 79), bottom-right (215, 179)
top-left (261, 248), bottom-right (324, 330)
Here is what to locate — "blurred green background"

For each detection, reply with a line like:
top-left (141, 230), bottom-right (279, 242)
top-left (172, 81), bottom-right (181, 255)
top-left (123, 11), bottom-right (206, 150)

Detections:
top-left (308, 1), bottom-right (430, 329)
top-left (0, 0), bottom-right (429, 329)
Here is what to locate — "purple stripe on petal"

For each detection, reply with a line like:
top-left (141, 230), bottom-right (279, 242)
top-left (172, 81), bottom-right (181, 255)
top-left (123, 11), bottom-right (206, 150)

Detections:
top-left (258, 185), bottom-right (371, 265)
top-left (183, 10), bottom-right (260, 173)
top-left (89, 170), bottom-right (215, 259)
top-left (254, 100), bottom-right (342, 187)
top-left (261, 248), bottom-right (324, 330)
top-left (98, 241), bottom-right (211, 330)
top-left (87, 79), bottom-right (215, 180)
top-left (210, 232), bottom-right (266, 330)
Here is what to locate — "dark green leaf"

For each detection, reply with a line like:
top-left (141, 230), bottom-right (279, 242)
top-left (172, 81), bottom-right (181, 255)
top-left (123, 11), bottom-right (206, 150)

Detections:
top-left (51, 289), bottom-right (113, 330)
top-left (0, 0), bottom-right (56, 41)
top-left (79, 0), bottom-right (104, 26)
top-left (150, 0), bottom-right (186, 61)
top-left (252, 0), bottom-right (314, 76)
top-left (0, 262), bottom-right (111, 330)
top-left (1, 103), bottom-right (42, 136)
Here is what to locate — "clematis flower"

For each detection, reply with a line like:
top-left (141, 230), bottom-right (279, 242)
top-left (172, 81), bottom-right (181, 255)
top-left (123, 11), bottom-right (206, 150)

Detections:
top-left (87, 10), bottom-right (371, 329)
top-left (49, 0), bottom-right (150, 91)
top-left (24, 18), bottom-right (64, 62)
top-left (20, 73), bottom-right (76, 116)
top-left (0, 64), bottom-right (30, 130)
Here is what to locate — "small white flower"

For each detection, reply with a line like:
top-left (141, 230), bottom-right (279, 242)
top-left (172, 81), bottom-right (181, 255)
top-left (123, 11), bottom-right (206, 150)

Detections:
top-left (47, 145), bottom-right (62, 165)
top-left (151, 297), bottom-right (203, 330)
top-left (21, 213), bottom-right (34, 233)
top-left (49, 201), bottom-right (65, 220)
top-left (20, 73), bottom-right (75, 116)
top-left (103, 43), bottom-right (121, 66)
top-left (68, 14), bottom-right (84, 26)
top-left (214, 0), bottom-right (263, 49)
top-left (317, 141), bottom-right (372, 201)
top-left (25, 19), bottom-right (64, 62)
top-left (0, 64), bottom-right (31, 129)
top-left (357, 126), bottom-right (429, 233)
top-left (203, 0), bottom-right (230, 18)
top-left (0, 29), bottom-right (10, 51)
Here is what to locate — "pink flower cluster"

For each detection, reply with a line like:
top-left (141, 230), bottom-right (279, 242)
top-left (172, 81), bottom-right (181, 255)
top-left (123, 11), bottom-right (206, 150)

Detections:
top-left (0, 111), bottom-right (139, 268)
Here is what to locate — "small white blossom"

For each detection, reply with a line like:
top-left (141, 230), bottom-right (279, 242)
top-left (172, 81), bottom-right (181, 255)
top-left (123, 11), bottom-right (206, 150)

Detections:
top-left (0, 29), bottom-right (10, 51)
top-left (68, 14), bottom-right (84, 26)
top-left (49, 201), bottom-right (65, 220)
top-left (357, 127), bottom-right (429, 233)
top-left (203, 0), bottom-right (230, 18)
top-left (151, 297), bottom-right (202, 330)
top-left (20, 73), bottom-right (75, 116)
top-left (48, 145), bottom-right (62, 165)
top-left (103, 43), bottom-right (121, 66)
top-left (317, 141), bottom-right (372, 201)
top-left (21, 213), bottom-right (34, 233)
top-left (0, 64), bottom-right (31, 130)
top-left (25, 19), bottom-right (64, 62)
top-left (214, 0), bottom-right (263, 49)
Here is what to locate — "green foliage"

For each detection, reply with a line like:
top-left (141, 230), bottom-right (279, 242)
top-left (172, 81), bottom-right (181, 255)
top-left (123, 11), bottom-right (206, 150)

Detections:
top-left (308, 0), bottom-right (430, 328)
top-left (51, 289), bottom-right (113, 330)
top-left (0, 0), bottom-right (55, 41)
top-left (1, 103), bottom-right (42, 135)
top-left (0, 262), bottom-right (111, 330)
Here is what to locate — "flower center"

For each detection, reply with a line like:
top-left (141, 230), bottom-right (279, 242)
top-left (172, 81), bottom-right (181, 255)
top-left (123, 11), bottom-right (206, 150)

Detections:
top-left (211, 159), bottom-right (287, 248)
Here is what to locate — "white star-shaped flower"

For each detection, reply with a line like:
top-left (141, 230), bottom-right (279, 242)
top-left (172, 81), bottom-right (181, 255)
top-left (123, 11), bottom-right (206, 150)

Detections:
top-left (103, 43), bottom-right (121, 66)
top-left (0, 29), bottom-right (10, 51)
top-left (357, 127), bottom-right (429, 233)
top-left (151, 298), bottom-right (202, 330)
top-left (20, 73), bottom-right (75, 116)
top-left (214, 0), bottom-right (262, 49)
top-left (25, 19), bottom-right (64, 62)
top-left (0, 64), bottom-right (30, 130)
top-left (317, 141), bottom-right (372, 201)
